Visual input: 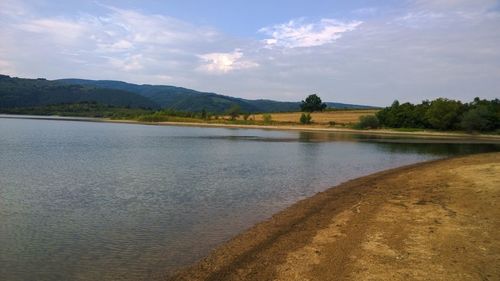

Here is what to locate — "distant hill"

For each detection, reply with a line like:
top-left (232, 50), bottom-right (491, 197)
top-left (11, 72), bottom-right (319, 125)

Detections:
top-left (0, 75), bottom-right (157, 109)
top-left (325, 102), bottom-right (376, 109)
top-left (58, 79), bottom-right (302, 113)
top-left (58, 78), bottom-right (376, 112)
top-left (0, 74), bottom-right (376, 113)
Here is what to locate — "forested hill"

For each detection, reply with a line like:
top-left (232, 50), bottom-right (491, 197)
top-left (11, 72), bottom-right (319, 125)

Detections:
top-left (57, 78), bottom-right (301, 113)
top-left (0, 74), bottom-right (376, 113)
top-left (0, 75), bottom-right (157, 109)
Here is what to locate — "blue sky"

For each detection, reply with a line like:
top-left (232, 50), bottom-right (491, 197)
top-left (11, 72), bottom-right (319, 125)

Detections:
top-left (1, 0), bottom-right (499, 105)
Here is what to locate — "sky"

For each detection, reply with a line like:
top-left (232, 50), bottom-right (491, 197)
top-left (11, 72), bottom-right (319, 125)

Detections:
top-left (0, 0), bottom-right (499, 106)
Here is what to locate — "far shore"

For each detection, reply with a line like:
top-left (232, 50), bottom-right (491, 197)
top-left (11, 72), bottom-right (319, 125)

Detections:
top-left (168, 152), bottom-right (500, 280)
top-left (1, 113), bottom-right (500, 142)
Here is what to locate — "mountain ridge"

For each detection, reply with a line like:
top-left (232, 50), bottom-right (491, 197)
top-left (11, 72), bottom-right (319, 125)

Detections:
top-left (0, 74), bottom-right (377, 113)
top-left (58, 78), bottom-right (378, 112)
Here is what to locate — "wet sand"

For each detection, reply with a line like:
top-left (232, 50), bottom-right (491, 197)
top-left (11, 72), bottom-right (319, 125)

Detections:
top-left (168, 152), bottom-right (500, 281)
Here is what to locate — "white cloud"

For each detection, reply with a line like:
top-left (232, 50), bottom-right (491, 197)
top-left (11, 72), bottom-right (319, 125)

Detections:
top-left (108, 54), bottom-right (144, 71)
top-left (17, 18), bottom-right (86, 43)
top-left (259, 18), bottom-right (362, 48)
top-left (0, 4), bottom-right (225, 79)
top-left (101, 7), bottom-right (219, 46)
top-left (96, 40), bottom-right (134, 53)
top-left (197, 49), bottom-right (258, 73)
top-left (0, 0), bottom-right (29, 16)
top-left (393, 11), bottom-right (446, 27)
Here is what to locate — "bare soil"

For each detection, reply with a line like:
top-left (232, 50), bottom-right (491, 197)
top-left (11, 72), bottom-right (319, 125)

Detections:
top-left (168, 153), bottom-right (500, 281)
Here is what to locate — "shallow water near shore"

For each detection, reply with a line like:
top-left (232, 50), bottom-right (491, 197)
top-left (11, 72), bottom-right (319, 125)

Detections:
top-left (0, 117), bottom-right (498, 281)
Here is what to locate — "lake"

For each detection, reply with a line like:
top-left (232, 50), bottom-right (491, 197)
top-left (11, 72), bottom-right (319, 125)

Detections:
top-left (0, 117), bottom-right (498, 281)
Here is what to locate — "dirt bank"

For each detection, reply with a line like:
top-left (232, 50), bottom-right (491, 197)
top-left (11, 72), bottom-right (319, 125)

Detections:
top-left (168, 153), bottom-right (500, 281)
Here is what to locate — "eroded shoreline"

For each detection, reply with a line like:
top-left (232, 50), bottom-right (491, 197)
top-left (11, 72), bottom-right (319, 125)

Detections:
top-left (168, 153), bottom-right (500, 281)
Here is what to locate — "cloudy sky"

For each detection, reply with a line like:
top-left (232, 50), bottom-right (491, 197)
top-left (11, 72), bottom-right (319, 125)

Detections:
top-left (0, 0), bottom-right (499, 105)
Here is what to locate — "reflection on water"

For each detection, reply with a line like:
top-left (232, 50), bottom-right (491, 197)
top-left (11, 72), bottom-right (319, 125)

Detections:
top-left (372, 142), bottom-right (500, 155)
top-left (295, 132), bottom-right (500, 155)
top-left (0, 118), bottom-right (498, 281)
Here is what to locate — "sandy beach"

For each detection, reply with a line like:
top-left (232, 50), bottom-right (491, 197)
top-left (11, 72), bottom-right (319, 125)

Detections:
top-left (168, 152), bottom-right (500, 281)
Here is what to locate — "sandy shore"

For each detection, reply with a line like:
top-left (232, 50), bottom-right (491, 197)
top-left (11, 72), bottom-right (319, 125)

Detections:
top-left (168, 152), bottom-right (500, 281)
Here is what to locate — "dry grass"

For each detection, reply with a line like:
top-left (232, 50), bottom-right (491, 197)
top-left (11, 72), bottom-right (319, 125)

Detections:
top-left (249, 110), bottom-right (379, 125)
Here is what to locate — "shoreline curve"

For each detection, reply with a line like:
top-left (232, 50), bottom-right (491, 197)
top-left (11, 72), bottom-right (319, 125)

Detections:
top-left (167, 152), bottom-right (500, 281)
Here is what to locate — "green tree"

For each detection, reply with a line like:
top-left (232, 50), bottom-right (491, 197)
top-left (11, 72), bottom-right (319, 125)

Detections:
top-left (300, 94), bottom-right (327, 112)
top-left (376, 100), bottom-right (400, 127)
top-left (355, 115), bottom-right (380, 129)
top-left (262, 114), bottom-right (272, 124)
top-left (425, 98), bottom-right (463, 130)
top-left (375, 97), bottom-right (498, 132)
top-left (200, 108), bottom-right (207, 119)
top-left (460, 106), bottom-right (494, 132)
top-left (226, 104), bottom-right (241, 120)
top-left (299, 113), bottom-right (312, 124)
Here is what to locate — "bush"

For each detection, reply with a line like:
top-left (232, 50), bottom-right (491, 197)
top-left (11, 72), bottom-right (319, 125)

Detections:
top-left (137, 112), bottom-right (169, 122)
top-left (262, 114), bottom-right (272, 124)
top-left (355, 115), bottom-right (380, 129)
top-left (226, 104), bottom-right (241, 120)
top-left (200, 109), bottom-right (207, 119)
top-left (425, 98), bottom-right (463, 130)
top-left (300, 113), bottom-right (312, 124)
top-left (461, 105), bottom-right (495, 132)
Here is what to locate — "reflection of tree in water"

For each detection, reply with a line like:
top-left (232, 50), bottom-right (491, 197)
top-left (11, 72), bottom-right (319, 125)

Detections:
top-left (201, 132), bottom-right (499, 157)
top-left (296, 131), bottom-right (500, 156)
top-left (370, 142), bottom-right (500, 156)
top-left (297, 131), bottom-right (370, 142)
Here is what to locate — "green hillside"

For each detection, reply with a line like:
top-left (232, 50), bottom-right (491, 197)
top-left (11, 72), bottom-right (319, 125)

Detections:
top-left (58, 79), bottom-right (302, 113)
top-left (0, 75), bottom-right (157, 109)
top-left (0, 75), bottom-right (376, 114)
top-left (58, 78), bottom-right (376, 113)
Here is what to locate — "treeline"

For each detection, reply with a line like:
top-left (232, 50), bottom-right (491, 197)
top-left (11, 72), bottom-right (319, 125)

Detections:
top-left (0, 101), bottom-right (153, 118)
top-left (0, 101), bottom-right (257, 123)
top-left (376, 97), bottom-right (499, 132)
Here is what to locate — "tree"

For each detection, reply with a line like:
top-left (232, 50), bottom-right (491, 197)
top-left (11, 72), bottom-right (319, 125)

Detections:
top-left (299, 113), bottom-right (312, 124)
top-left (460, 105), bottom-right (494, 132)
top-left (425, 98), bottom-right (463, 130)
top-left (375, 97), bottom-right (498, 132)
top-left (300, 94), bottom-right (327, 112)
top-left (226, 104), bottom-right (241, 120)
top-left (200, 108), bottom-right (207, 119)
top-left (355, 115), bottom-right (380, 129)
top-left (262, 114), bottom-right (272, 124)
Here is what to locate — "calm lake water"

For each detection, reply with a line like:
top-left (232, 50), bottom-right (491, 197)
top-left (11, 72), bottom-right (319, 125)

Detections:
top-left (1, 117), bottom-right (498, 281)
